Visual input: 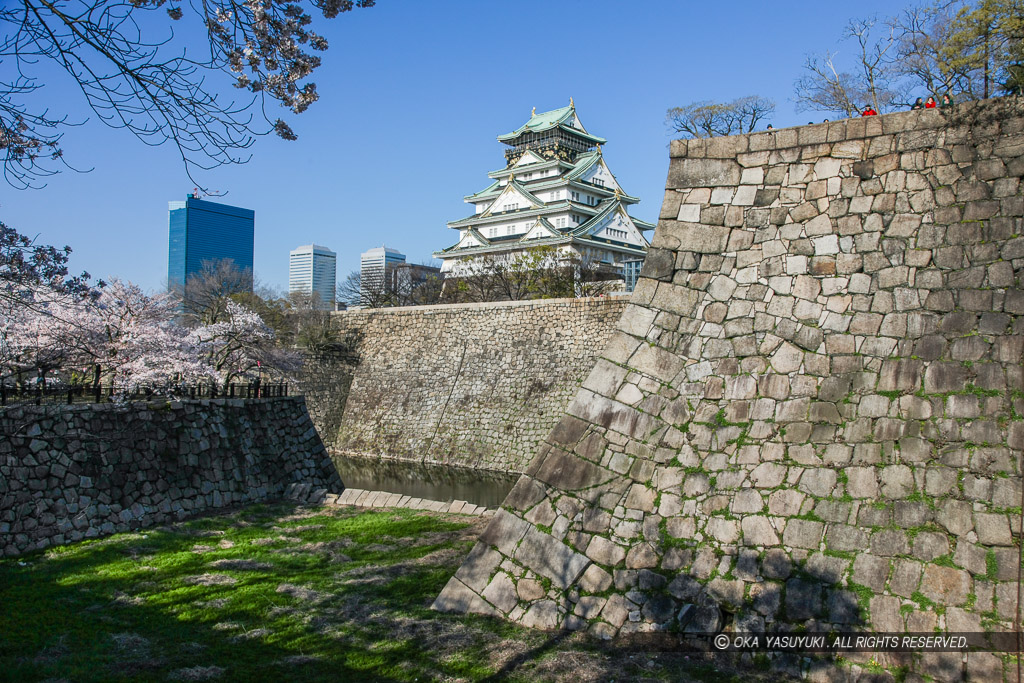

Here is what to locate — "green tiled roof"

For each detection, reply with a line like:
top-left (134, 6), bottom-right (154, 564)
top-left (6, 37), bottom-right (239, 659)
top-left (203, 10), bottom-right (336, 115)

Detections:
top-left (469, 152), bottom-right (638, 206)
top-left (497, 105), bottom-right (607, 146)
top-left (447, 199), bottom-right (600, 229)
top-left (432, 231), bottom-right (646, 259)
top-left (487, 158), bottom-right (570, 179)
top-left (464, 179), bottom-right (501, 201)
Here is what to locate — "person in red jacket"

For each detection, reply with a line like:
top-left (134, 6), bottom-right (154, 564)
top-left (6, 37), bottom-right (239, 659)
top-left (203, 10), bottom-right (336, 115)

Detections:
top-left (861, 105), bottom-right (878, 116)
top-left (924, 96), bottom-right (937, 108)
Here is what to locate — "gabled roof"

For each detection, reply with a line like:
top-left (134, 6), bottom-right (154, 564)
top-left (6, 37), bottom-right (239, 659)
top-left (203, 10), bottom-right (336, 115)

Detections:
top-left (521, 217), bottom-right (563, 241)
top-left (497, 103), bottom-right (607, 146)
top-left (513, 150), bottom-right (546, 167)
top-left (452, 227), bottom-right (490, 249)
top-left (464, 179), bottom-right (501, 201)
top-left (572, 202), bottom-right (654, 251)
top-left (565, 150), bottom-right (602, 180)
top-left (569, 198), bottom-right (621, 237)
top-left (471, 179), bottom-right (545, 220)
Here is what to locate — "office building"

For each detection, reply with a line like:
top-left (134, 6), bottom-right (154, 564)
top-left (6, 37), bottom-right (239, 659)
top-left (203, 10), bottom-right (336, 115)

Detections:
top-left (359, 246), bottom-right (405, 303)
top-left (289, 244), bottom-right (337, 310)
top-left (167, 194), bottom-right (255, 293)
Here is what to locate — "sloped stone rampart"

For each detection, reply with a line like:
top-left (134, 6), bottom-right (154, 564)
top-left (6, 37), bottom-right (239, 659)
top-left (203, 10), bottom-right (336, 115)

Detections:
top-left (436, 98), bottom-right (1024, 680)
top-left (299, 297), bottom-right (626, 473)
top-left (0, 397), bottom-right (341, 556)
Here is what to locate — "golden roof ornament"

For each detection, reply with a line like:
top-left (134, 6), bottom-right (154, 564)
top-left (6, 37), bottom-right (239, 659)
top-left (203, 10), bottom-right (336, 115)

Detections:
top-left (531, 106), bottom-right (536, 116)
top-left (569, 96), bottom-right (575, 108)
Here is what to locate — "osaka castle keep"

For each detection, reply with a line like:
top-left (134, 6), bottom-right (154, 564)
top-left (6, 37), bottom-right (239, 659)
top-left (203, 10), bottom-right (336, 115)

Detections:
top-left (433, 100), bottom-right (653, 278)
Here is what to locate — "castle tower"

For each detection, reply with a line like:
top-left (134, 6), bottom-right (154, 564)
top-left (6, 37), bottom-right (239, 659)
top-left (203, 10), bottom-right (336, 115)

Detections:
top-left (434, 101), bottom-right (653, 284)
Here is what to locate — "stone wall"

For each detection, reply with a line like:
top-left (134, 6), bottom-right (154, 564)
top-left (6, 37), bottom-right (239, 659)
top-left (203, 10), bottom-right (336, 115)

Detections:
top-left (0, 397), bottom-right (341, 556)
top-left (436, 98), bottom-right (1024, 681)
top-left (299, 297), bottom-right (626, 473)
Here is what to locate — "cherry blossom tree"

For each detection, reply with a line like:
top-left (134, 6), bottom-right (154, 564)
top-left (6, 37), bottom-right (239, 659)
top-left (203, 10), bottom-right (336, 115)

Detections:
top-left (191, 299), bottom-right (300, 386)
top-left (3, 272), bottom-right (300, 395)
top-left (2, 279), bottom-right (211, 390)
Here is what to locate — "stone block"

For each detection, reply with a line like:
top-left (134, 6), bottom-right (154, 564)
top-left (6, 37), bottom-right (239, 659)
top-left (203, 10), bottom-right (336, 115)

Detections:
top-left (581, 361), bottom-right (629, 399)
top-left (919, 564), bottom-right (971, 606)
top-left (785, 578), bottom-right (821, 620)
top-left (783, 519), bottom-right (823, 549)
top-left (629, 344), bottom-right (684, 383)
top-left (579, 564), bottom-right (613, 593)
top-left (481, 572), bottom-right (518, 614)
top-left (520, 600), bottom-right (559, 630)
top-left (888, 559), bottom-right (921, 598)
top-left (514, 528), bottom-right (590, 590)
top-left (871, 530), bottom-right (911, 557)
top-left (478, 510), bottom-right (531, 556)
top-left (658, 222), bottom-right (732, 254)
top-left (625, 542), bottom-right (659, 569)
top-left (974, 513), bottom-right (1013, 546)
top-left (586, 535), bottom-right (626, 567)
top-left (667, 158), bottom-right (742, 188)
top-left (532, 448), bottom-right (612, 491)
top-left (870, 595), bottom-right (904, 632)
top-left (601, 594), bottom-right (631, 628)
top-left (432, 577), bottom-right (497, 616)
top-left (741, 516), bottom-right (779, 546)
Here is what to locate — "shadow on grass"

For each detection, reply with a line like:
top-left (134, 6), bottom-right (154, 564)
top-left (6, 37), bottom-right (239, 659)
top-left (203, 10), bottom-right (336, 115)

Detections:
top-left (0, 502), bottom-right (484, 682)
top-left (478, 629), bottom-right (572, 682)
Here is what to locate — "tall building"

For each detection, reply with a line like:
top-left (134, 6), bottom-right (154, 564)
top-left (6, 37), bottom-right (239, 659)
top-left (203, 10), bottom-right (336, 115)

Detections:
top-left (433, 100), bottom-right (652, 278)
top-left (359, 246), bottom-right (405, 303)
top-left (289, 244), bottom-right (337, 310)
top-left (167, 194), bottom-right (255, 293)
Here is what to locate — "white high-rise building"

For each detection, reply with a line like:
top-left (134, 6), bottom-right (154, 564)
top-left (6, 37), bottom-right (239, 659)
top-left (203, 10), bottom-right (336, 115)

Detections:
top-left (289, 244), bottom-right (337, 310)
top-left (359, 246), bottom-right (406, 303)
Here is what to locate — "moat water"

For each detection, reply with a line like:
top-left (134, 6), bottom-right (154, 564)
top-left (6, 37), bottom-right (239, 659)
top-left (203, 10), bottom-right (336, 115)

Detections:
top-left (329, 454), bottom-right (519, 508)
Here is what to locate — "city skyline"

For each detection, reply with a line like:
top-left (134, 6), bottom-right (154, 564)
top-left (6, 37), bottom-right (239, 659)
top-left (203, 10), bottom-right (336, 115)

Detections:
top-left (2, 0), bottom-right (905, 294)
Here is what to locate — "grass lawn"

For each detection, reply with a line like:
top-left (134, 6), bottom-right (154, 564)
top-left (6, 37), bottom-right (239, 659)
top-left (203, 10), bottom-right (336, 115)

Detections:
top-left (0, 502), bottom-right (773, 682)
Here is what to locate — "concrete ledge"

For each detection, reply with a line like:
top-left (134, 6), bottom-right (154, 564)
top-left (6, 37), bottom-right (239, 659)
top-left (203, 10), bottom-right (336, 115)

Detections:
top-left (286, 487), bottom-right (494, 517)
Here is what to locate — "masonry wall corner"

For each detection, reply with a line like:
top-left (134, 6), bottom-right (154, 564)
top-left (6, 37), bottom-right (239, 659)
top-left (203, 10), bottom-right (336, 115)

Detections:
top-left (435, 97), bottom-right (1024, 680)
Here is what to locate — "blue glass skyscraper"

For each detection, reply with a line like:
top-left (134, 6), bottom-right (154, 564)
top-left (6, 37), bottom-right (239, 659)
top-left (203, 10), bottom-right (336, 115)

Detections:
top-left (167, 195), bottom-right (255, 292)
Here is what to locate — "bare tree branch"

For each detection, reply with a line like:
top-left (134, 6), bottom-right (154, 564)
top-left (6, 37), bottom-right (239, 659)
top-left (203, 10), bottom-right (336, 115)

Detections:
top-left (794, 17), bottom-right (899, 116)
top-left (667, 95), bottom-right (775, 138)
top-left (0, 0), bottom-right (374, 188)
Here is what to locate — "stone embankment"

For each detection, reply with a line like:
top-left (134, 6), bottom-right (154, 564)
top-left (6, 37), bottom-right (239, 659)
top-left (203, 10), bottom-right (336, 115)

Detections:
top-left (437, 98), bottom-right (1024, 681)
top-left (282, 481), bottom-right (492, 515)
top-left (299, 296), bottom-right (625, 473)
top-left (0, 397), bottom-right (341, 556)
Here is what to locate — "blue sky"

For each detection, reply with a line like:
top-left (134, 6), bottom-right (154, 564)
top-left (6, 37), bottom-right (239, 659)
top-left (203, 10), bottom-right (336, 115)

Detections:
top-left (2, 0), bottom-right (905, 294)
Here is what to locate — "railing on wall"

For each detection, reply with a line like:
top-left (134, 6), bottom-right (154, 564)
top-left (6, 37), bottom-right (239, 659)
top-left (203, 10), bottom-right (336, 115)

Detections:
top-left (0, 382), bottom-right (289, 407)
